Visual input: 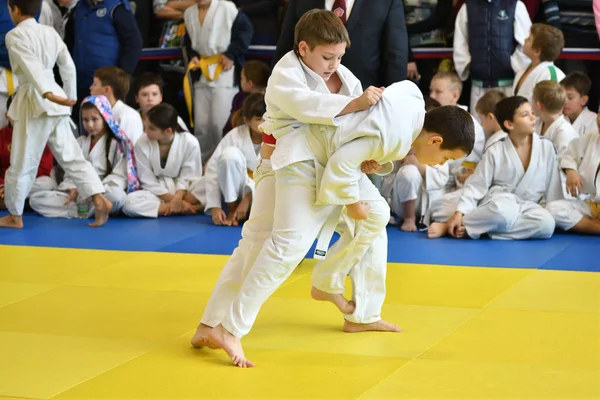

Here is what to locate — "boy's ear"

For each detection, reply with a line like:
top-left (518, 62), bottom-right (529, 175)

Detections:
top-left (503, 119), bottom-right (514, 131)
top-left (581, 95), bottom-right (589, 106)
top-left (427, 134), bottom-right (443, 146)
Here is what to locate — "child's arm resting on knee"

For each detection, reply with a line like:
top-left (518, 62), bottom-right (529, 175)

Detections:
top-left (317, 137), bottom-right (381, 206)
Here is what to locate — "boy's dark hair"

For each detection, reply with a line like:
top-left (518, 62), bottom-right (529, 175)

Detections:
top-left (530, 23), bottom-right (564, 62)
top-left (533, 80), bottom-right (566, 114)
top-left (243, 60), bottom-right (271, 89)
top-left (241, 93), bottom-right (266, 120)
top-left (94, 66), bottom-right (131, 102)
top-left (475, 89), bottom-right (507, 115)
top-left (494, 96), bottom-right (529, 133)
top-left (423, 105), bottom-right (475, 154)
top-left (146, 103), bottom-right (185, 133)
top-left (294, 9), bottom-right (350, 54)
top-left (135, 72), bottom-right (164, 95)
top-left (560, 71), bottom-right (592, 97)
top-left (424, 97), bottom-right (441, 112)
top-left (8, 0), bottom-right (41, 16)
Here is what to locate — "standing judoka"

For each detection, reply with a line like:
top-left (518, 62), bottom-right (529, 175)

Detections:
top-left (0, 0), bottom-right (110, 229)
top-left (428, 96), bottom-right (563, 240)
top-left (183, 0), bottom-right (253, 163)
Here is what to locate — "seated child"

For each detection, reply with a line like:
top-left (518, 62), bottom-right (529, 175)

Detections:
top-left (546, 128), bottom-right (600, 234)
top-left (560, 71), bottom-right (598, 135)
top-left (29, 95), bottom-right (138, 218)
top-left (0, 95), bottom-right (55, 210)
top-left (90, 66), bottom-right (144, 144)
top-left (532, 80), bottom-right (578, 158)
top-left (205, 93), bottom-right (264, 226)
top-left (134, 72), bottom-right (189, 132)
top-left (513, 23), bottom-right (565, 104)
top-left (222, 60), bottom-right (270, 135)
top-left (122, 103), bottom-right (204, 218)
top-left (428, 96), bottom-right (563, 240)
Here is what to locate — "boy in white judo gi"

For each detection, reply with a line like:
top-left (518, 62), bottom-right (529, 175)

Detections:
top-left (513, 23), bottom-right (565, 104)
top-left (546, 126), bottom-right (600, 234)
top-left (428, 96), bottom-right (563, 240)
top-left (193, 10), bottom-right (475, 368)
top-left (0, 0), bottom-right (110, 229)
top-left (560, 71), bottom-right (599, 136)
top-left (532, 80), bottom-right (578, 158)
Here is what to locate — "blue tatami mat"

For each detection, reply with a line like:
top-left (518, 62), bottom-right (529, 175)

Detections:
top-left (0, 212), bottom-right (598, 272)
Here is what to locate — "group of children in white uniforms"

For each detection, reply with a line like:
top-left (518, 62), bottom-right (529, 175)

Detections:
top-left (191, 10), bottom-right (475, 368)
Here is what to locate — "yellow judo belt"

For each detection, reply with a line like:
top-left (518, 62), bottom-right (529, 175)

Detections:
top-left (590, 200), bottom-right (600, 219)
top-left (183, 54), bottom-right (224, 128)
top-left (6, 69), bottom-right (14, 96)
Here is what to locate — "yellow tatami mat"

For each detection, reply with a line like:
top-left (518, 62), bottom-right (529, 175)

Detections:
top-left (1, 245), bottom-right (599, 399)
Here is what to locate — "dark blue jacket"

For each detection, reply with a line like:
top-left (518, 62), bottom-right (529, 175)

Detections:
top-left (466, 0), bottom-right (518, 86)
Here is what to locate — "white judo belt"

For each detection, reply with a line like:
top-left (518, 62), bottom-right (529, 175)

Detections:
top-left (313, 205), bottom-right (343, 260)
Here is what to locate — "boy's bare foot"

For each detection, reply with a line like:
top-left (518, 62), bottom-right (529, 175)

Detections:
top-left (208, 324), bottom-right (254, 368)
top-left (400, 217), bottom-right (417, 232)
top-left (427, 222), bottom-right (448, 238)
top-left (191, 324), bottom-right (220, 349)
top-left (0, 214), bottom-right (24, 229)
top-left (310, 286), bottom-right (356, 314)
top-left (343, 319), bottom-right (402, 333)
top-left (89, 196), bottom-right (112, 227)
top-left (454, 226), bottom-right (467, 238)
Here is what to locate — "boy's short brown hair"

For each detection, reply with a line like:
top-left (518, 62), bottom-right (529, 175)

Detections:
top-left (94, 66), bottom-right (131, 102)
top-left (243, 60), bottom-right (271, 89)
top-left (294, 9), bottom-right (350, 53)
top-left (432, 71), bottom-right (463, 95)
top-left (560, 71), bottom-right (591, 97)
top-left (530, 23), bottom-right (564, 62)
top-left (533, 80), bottom-right (566, 114)
top-left (135, 72), bottom-right (164, 95)
top-left (425, 97), bottom-right (441, 112)
top-left (475, 89), bottom-right (507, 115)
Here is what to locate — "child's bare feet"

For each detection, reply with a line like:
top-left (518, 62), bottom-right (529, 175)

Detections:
top-left (208, 324), bottom-right (254, 368)
top-left (343, 319), bottom-right (402, 333)
top-left (310, 286), bottom-right (355, 314)
top-left (89, 195), bottom-right (112, 227)
top-left (0, 214), bottom-right (24, 229)
top-left (191, 324), bottom-right (220, 349)
top-left (427, 222), bottom-right (448, 238)
top-left (400, 217), bottom-right (417, 232)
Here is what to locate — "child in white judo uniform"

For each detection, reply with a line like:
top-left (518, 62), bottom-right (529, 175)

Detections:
top-left (532, 81), bottom-right (578, 158)
top-left (428, 96), bottom-right (563, 240)
top-left (546, 127), bottom-right (600, 234)
top-left (183, 0), bottom-right (253, 162)
top-left (0, 0), bottom-right (111, 229)
top-left (560, 71), bottom-right (598, 136)
top-left (29, 95), bottom-right (139, 218)
top-left (205, 93), bottom-right (264, 226)
top-left (122, 103), bottom-right (205, 218)
top-left (134, 72), bottom-right (189, 132)
top-left (513, 23), bottom-right (565, 104)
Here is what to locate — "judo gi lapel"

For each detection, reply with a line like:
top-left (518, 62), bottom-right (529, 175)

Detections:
top-left (238, 124), bottom-right (260, 171)
top-left (512, 134), bottom-right (542, 197)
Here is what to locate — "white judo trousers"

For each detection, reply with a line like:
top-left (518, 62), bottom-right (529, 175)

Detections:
top-left (193, 85), bottom-right (237, 162)
top-left (5, 116), bottom-right (104, 216)
top-left (30, 186), bottom-right (126, 218)
top-left (219, 159), bottom-right (389, 338)
top-left (215, 147), bottom-right (252, 205)
top-left (391, 164), bottom-right (423, 219)
top-left (201, 158), bottom-right (275, 327)
top-left (546, 199), bottom-right (596, 230)
top-left (122, 180), bottom-right (205, 218)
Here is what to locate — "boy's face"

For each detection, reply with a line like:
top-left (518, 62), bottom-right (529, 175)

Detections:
top-left (562, 86), bottom-right (587, 120)
top-left (136, 84), bottom-right (163, 114)
top-left (6, 4), bottom-right (20, 25)
top-left (505, 103), bottom-right (537, 134)
top-left (413, 132), bottom-right (467, 166)
top-left (240, 69), bottom-right (252, 93)
top-left (477, 111), bottom-right (498, 135)
top-left (531, 97), bottom-right (542, 115)
top-left (429, 78), bottom-right (459, 106)
top-left (81, 108), bottom-right (105, 138)
top-left (245, 116), bottom-right (264, 134)
top-left (90, 78), bottom-right (108, 97)
top-left (298, 41), bottom-right (346, 81)
top-left (523, 32), bottom-right (540, 60)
